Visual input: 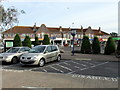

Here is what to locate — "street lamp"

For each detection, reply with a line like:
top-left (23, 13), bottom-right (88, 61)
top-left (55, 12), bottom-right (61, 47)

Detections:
top-left (60, 27), bottom-right (64, 46)
top-left (71, 29), bottom-right (76, 56)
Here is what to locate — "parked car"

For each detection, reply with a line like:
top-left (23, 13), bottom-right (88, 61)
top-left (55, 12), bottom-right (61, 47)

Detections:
top-left (20, 45), bottom-right (61, 67)
top-left (0, 43), bottom-right (4, 52)
top-left (0, 47), bottom-right (30, 64)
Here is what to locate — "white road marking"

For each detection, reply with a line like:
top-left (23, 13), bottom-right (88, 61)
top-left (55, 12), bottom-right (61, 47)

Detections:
top-left (81, 64), bottom-right (86, 66)
top-left (57, 64), bottom-right (72, 71)
top-left (81, 61), bottom-right (95, 65)
top-left (22, 86), bottom-right (52, 89)
top-left (68, 62), bottom-right (109, 74)
top-left (2, 69), bottom-right (23, 72)
top-left (2, 64), bottom-right (16, 68)
top-left (63, 62), bottom-right (71, 66)
top-left (72, 74), bottom-right (118, 82)
top-left (71, 61), bottom-right (80, 65)
top-left (74, 66), bottom-right (80, 69)
top-left (43, 60), bottom-right (72, 68)
top-left (50, 66), bottom-right (64, 73)
top-left (42, 69), bottom-right (47, 72)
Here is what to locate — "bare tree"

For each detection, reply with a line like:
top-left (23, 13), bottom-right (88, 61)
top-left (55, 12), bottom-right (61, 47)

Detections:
top-left (0, 5), bottom-right (25, 31)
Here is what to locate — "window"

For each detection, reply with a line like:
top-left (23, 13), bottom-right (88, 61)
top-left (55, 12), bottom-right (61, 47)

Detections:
top-left (19, 48), bottom-right (25, 52)
top-left (46, 46), bottom-right (52, 52)
top-left (24, 47), bottom-right (30, 51)
top-left (29, 46), bottom-right (46, 53)
top-left (52, 46), bottom-right (58, 51)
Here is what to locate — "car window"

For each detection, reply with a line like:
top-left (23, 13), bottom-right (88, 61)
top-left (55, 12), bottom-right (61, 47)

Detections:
top-left (52, 46), bottom-right (58, 51)
top-left (29, 46), bottom-right (46, 53)
top-left (46, 46), bottom-right (52, 52)
top-left (24, 47), bottom-right (30, 51)
top-left (6, 48), bottom-right (20, 53)
top-left (19, 48), bottom-right (25, 52)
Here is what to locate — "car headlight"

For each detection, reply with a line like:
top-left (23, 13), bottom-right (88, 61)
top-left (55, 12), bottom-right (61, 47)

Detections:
top-left (31, 56), bottom-right (38, 59)
top-left (4, 56), bottom-right (13, 59)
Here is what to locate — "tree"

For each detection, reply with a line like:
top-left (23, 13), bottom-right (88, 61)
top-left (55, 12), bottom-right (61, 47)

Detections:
top-left (92, 37), bottom-right (100, 54)
top-left (104, 37), bottom-right (116, 55)
top-left (110, 32), bottom-right (118, 37)
top-left (22, 36), bottom-right (32, 48)
top-left (13, 34), bottom-right (22, 47)
top-left (34, 36), bottom-right (40, 46)
top-left (0, 5), bottom-right (25, 32)
top-left (81, 36), bottom-right (91, 54)
top-left (43, 34), bottom-right (50, 45)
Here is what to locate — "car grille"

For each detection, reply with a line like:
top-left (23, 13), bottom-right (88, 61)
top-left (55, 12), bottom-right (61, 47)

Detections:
top-left (27, 57), bottom-right (31, 59)
top-left (22, 57), bottom-right (31, 60)
top-left (20, 60), bottom-right (35, 64)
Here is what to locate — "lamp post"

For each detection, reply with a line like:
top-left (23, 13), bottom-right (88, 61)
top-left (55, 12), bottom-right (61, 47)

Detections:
top-left (60, 28), bottom-right (64, 46)
top-left (71, 29), bottom-right (76, 56)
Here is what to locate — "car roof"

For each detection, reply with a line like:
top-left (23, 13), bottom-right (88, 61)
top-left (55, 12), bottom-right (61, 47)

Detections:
top-left (36, 45), bottom-right (58, 47)
top-left (12, 47), bottom-right (29, 48)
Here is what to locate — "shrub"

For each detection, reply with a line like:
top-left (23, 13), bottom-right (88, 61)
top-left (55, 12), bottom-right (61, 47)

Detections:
top-left (22, 36), bottom-right (32, 48)
top-left (92, 37), bottom-right (100, 54)
top-left (34, 36), bottom-right (40, 46)
top-left (81, 36), bottom-right (91, 54)
top-left (116, 40), bottom-right (120, 55)
top-left (104, 37), bottom-right (116, 55)
top-left (13, 34), bottom-right (22, 47)
top-left (43, 34), bottom-right (50, 45)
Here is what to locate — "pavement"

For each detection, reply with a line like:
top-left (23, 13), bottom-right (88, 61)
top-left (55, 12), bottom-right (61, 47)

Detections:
top-left (60, 51), bottom-right (119, 62)
top-left (1, 70), bottom-right (118, 88)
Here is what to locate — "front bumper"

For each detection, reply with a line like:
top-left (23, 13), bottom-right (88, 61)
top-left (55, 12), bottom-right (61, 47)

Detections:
top-left (0, 57), bottom-right (12, 63)
top-left (20, 59), bottom-right (39, 65)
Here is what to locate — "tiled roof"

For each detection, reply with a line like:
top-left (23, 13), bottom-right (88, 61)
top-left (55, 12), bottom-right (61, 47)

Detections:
top-left (3, 26), bottom-right (35, 34)
top-left (93, 30), bottom-right (109, 35)
top-left (2, 26), bottom-right (110, 35)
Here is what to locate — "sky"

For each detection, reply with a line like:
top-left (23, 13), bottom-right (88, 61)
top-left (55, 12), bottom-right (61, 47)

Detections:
top-left (1, 0), bottom-right (119, 34)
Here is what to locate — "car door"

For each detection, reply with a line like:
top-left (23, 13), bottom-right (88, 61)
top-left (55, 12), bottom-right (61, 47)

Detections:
top-left (51, 46), bottom-right (58, 61)
top-left (45, 46), bottom-right (53, 62)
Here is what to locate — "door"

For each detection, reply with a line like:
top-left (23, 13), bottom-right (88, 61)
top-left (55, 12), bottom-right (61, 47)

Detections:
top-left (45, 46), bottom-right (53, 62)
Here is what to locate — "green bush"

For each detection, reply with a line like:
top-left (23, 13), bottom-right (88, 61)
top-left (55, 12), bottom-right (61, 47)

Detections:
top-left (116, 40), bottom-right (120, 54)
top-left (22, 36), bottom-right (32, 48)
top-left (92, 37), bottom-right (100, 54)
top-left (43, 34), bottom-right (50, 45)
top-left (34, 36), bottom-right (40, 46)
top-left (13, 34), bottom-right (22, 47)
top-left (104, 37), bottom-right (116, 55)
top-left (81, 36), bottom-right (91, 54)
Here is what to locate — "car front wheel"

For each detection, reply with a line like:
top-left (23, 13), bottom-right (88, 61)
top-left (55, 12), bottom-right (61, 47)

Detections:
top-left (38, 59), bottom-right (45, 67)
top-left (12, 57), bottom-right (18, 64)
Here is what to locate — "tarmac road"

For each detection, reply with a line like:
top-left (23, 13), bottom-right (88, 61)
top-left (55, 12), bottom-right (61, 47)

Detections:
top-left (1, 59), bottom-right (119, 88)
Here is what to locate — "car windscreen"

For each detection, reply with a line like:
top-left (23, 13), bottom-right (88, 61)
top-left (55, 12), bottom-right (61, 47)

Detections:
top-left (6, 48), bottom-right (20, 53)
top-left (29, 46), bottom-right (46, 53)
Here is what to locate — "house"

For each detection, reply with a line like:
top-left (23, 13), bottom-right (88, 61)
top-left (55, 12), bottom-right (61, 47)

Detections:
top-left (2, 24), bottom-right (110, 46)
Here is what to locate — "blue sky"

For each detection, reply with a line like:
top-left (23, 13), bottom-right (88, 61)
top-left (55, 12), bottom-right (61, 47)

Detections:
top-left (1, 0), bottom-right (119, 34)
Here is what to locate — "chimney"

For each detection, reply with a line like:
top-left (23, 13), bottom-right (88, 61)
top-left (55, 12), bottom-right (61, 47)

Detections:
top-left (33, 23), bottom-right (37, 32)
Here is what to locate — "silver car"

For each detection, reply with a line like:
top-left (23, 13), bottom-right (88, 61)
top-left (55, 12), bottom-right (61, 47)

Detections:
top-left (20, 45), bottom-right (61, 67)
top-left (0, 47), bottom-right (30, 64)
